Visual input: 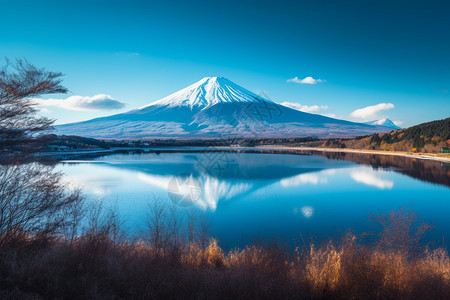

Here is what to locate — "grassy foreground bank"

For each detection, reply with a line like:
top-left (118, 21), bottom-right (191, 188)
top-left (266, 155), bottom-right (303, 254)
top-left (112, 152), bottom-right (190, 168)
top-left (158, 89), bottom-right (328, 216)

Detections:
top-left (0, 209), bottom-right (449, 299)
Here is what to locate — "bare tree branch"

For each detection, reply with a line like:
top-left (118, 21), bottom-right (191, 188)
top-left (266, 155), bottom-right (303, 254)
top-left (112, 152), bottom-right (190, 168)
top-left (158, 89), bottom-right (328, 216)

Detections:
top-left (0, 58), bottom-right (67, 152)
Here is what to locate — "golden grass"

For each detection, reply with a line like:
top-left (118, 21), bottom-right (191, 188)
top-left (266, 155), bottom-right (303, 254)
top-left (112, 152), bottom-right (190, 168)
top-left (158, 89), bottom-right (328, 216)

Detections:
top-left (1, 209), bottom-right (449, 299)
top-left (305, 242), bottom-right (343, 292)
top-left (171, 236), bottom-right (450, 298)
top-left (1, 234), bottom-right (449, 299)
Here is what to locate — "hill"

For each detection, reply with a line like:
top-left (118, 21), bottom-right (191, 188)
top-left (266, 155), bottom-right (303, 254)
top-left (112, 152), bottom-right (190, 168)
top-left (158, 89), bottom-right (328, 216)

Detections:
top-left (320, 117), bottom-right (450, 153)
top-left (34, 134), bottom-right (110, 150)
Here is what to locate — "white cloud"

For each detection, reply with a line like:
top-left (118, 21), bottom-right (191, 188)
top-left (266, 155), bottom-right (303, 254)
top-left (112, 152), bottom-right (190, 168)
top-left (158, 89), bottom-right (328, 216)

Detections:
top-left (34, 94), bottom-right (125, 111)
top-left (281, 102), bottom-right (328, 113)
top-left (39, 107), bottom-right (51, 114)
top-left (393, 120), bottom-right (403, 126)
top-left (350, 103), bottom-right (395, 120)
top-left (350, 169), bottom-right (394, 190)
top-left (280, 173), bottom-right (327, 187)
top-left (293, 206), bottom-right (314, 218)
top-left (287, 76), bottom-right (325, 85)
top-left (301, 206), bottom-right (314, 218)
top-left (62, 173), bottom-right (122, 197)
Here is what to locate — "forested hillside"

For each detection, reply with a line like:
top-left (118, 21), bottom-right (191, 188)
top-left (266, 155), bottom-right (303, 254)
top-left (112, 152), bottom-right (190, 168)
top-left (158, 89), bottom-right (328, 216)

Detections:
top-left (323, 117), bottom-right (450, 153)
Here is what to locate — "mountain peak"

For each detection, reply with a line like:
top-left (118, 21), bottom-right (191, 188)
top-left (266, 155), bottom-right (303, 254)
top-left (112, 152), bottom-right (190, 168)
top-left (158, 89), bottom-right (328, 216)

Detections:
top-left (140, 77), bottom-right (271, 109)
top-left (201, 76), bottom-right (225, 81)
top-left (364, 118), bottom-right (401, 129)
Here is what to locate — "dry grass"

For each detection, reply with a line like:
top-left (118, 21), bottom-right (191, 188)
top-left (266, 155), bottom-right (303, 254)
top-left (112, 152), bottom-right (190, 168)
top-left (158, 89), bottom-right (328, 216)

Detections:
top-left (0, 234), bottom-right (449, 299)
top-left (0, 206), bottom-right (449, 299)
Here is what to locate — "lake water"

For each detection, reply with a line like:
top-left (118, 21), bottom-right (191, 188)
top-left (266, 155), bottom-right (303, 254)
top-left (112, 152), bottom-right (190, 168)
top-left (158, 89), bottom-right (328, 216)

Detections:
top-left (56, 150), bottom-right (450, 249)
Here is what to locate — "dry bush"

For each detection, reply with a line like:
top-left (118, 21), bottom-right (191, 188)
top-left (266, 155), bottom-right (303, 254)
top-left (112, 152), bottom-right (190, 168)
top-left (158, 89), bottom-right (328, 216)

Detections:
top-left (422, 248), bottom-right (450, 281)
top-left (305, 242), bottom-right (343, 293)
top-left (0, 226), bottom-right (448, 299)
top-left (1, 196), bottom-right (449, 299)
top-left (370, 249), bottom-right (412, 293)
top-left (183, 239), bottom-right (225, 267)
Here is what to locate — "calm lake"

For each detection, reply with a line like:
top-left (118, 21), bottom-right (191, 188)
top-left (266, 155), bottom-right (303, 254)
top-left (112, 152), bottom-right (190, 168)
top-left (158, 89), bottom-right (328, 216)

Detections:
top-left (56, 150), bottom-right (450, 249)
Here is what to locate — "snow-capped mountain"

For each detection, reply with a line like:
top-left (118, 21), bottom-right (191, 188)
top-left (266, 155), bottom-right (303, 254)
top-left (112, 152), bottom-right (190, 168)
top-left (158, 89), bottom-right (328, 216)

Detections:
top-left (364, 118), bottom-right (401, 130)
top-left (140, 76), bottom-right (267, 108)
top-left (56, 77), bottom-right (391, 139)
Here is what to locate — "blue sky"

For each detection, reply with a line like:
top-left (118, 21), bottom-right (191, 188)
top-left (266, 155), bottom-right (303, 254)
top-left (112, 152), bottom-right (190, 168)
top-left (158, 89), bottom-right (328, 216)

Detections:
top-left (1, 0), bottom-right (449, 126)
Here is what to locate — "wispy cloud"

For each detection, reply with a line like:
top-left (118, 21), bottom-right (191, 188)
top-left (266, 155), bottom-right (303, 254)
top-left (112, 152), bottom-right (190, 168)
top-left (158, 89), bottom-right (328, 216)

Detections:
top-left (393, 120), bottom-right (403, 126)
top-left (34, 94), bottom-right (126, 111)
top-left (350, 103), bottom-right (395, 120)
top-left (115, 51), bottom-right (140, 57)
top-left (287, 76), bottom-right (325, 85)
top-left (281, 102), bottom-right (328, 114)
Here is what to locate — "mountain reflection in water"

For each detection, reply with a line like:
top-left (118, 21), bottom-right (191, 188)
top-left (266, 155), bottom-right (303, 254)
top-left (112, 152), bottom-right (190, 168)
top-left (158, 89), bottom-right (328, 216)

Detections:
top-left (61, 153), bottom-right (353, 211)
top-left (54, 150), bottom-right (449, 248)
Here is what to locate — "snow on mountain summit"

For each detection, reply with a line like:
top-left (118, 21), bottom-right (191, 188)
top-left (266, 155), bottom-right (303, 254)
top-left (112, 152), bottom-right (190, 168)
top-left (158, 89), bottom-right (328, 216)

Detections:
top-left (140, 77), bottom-right (270, 110)
top-left (364, 118), bottom-right (401, 129)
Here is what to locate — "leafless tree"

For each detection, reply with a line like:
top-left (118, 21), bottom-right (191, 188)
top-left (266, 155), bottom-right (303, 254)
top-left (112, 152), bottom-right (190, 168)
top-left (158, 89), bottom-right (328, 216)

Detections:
top-left (62, 189), bottom-right (86, 244)
top-left (0, 58), bottom-right (67, 152)
top-left (371, 208), bottom-right (432, 255)
top-left (0, 59), bottom-right (85, 247)
top-left (145, 197), bottom-right (169, 255)
top-left (0, 163), bottom-right (83, 246)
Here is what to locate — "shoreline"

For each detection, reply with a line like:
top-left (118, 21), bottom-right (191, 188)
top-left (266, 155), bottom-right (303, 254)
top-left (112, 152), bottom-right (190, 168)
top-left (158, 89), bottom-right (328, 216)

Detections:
top-left (28, 145), bottom-right (450, 163)
top-left (255, 145), bottom-right (450, 163)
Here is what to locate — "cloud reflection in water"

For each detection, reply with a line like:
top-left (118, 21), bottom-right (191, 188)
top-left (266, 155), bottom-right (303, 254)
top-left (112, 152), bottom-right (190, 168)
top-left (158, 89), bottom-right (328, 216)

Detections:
top-left (350, 168), bottom-right (394, 189)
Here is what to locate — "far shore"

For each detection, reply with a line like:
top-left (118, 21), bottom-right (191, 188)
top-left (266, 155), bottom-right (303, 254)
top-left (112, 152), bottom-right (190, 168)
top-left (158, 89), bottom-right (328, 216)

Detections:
top-left (31, 144), bottom-right (450, 163)
top-left (254, 145), bottom-right (450, 163)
